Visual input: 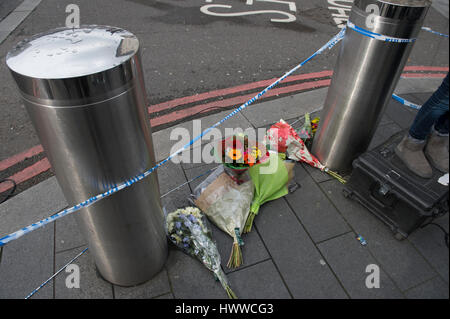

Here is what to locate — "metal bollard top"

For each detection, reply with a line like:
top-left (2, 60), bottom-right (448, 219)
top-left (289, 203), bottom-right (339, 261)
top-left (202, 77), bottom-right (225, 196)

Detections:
top-left (6, 25), bottom-right (139, 79)
top-left (6, 25), bottom-right (141, 104)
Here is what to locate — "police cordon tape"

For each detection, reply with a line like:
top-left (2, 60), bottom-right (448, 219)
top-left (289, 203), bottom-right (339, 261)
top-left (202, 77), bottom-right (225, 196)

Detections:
top-left (0, 23), bottom-right (448, 247)
top-left (422, 27), bottom-right (449, 38)
top-left (392, 93), bottom-right (422, 110)
top-left (25, 247), bottom-right (89, 299)
top-left (346, 20), bottom-right (417, 43)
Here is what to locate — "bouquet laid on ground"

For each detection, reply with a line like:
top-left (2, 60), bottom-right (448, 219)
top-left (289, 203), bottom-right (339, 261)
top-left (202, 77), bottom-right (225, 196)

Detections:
top-left (213, 134), bottom-right (269, 184)
top-left (165, 206), bottom-right (237, 299)
top-left (243, 151), bottom-right (295, 233)
top-left (191, 166), bottom-right (254, 268)
top-left (264, 119), bottom-right (345, 183)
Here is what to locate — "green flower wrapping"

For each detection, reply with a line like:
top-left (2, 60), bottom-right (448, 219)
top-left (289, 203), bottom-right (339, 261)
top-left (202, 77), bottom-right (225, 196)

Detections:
top-left (244, 152), bottom-right (291, 233)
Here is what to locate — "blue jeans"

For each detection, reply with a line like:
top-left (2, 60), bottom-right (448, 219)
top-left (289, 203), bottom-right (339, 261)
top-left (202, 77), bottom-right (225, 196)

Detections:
top-left (409, 72), bottom-right (449, 140)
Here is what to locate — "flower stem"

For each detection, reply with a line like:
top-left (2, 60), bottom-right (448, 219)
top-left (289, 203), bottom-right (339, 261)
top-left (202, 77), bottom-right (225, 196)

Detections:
top-left (243, 212), bottom-right (256, 233)
top-left (215, 269), bottom-right (238, 299)
top-left (227, 238), bottom-right (243, 268)
top-left (326, 169), bottom-right (347, 184)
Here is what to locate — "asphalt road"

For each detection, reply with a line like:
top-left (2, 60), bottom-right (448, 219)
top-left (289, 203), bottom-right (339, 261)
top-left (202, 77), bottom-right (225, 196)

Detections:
top-left (0, 0), bottom-right (449, 162)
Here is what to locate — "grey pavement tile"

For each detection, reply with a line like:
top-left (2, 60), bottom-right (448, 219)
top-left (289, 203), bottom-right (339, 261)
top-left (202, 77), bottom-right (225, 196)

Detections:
top-left (166, 248), bottom-right (229, 299)
top-left (161, 185), bottom-right (192, 217)
top-left (0, 11), bottom-right (30, 32)
top-left (404, 93), bottom-right (432, 106)
top-left (226, 260), bottom-right (291, 299)
top-left (404, 276), bottom-right (449, 299)
top-left (396, 78), bottom-right (444, 95)
top-left (54, 246), bottom-right (113, 299)
top-left (408, 214), bottom-right (449, 283)
top-left (55, 214), bottom-right (86, 253)
top-left (0, 31), bottom-right (9, 44)
top-left (0, 224), bottom-right (54, 299)
top-left (318, 233), bottom-right (404, 299)
top-left (320, 179), bottom-right (438, 291)
top-left (183, 163), bottom-right (221, 194)
top-left (241, 88), bottom-right (328, 128)
top-left (155, 292), bottom-right (174, 299)
top-left (384, 98), bottom-right (419, 130)
top-left (157, 159), bottom-right (188, 195)
top-left (158, 160), bottom-right (192, 212)
top-left (212, 222), bottom-right (270, 275)
top-left (14, 0), bottom-right (42, 12)
top-left (285, 164), bottom-right (350, 243)
top-left (368, 121), bottom-right (403, 151)
top-left (114, 268), bottom-right (171, 299)
top-left (0, 176), bottom-right (66, 237)
top-left (255, 198), bottom-right (348, 299)
top-left (301, 162), bottom-right (334, 183)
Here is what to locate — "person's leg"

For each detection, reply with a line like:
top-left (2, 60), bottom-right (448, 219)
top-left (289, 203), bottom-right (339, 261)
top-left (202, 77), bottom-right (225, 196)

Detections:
top-left (409, 73), bottom-right (449, 140)
top-left (396, 73), bottom-right (449, 178)
top-left (425, 110), bottom-right (449, 173)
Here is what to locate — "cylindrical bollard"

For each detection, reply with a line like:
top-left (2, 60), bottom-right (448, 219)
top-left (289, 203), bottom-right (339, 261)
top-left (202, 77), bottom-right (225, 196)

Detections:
top-left (312, 0), bottom-right (431, 172)
top-left (6, 26), bottom-right (168, 286)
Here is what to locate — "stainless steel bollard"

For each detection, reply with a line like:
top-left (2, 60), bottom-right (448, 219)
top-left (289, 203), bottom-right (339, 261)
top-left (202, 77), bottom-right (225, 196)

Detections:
top-left (312, 0), bottom-right (431, 172)
top-left (6, 26), bottom-right (168, 286)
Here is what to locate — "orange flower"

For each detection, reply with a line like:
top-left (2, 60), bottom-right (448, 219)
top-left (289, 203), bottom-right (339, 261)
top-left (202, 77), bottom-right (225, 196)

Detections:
top-left (227, 148), bottom-right (242, 161)
top-left (244, 151), bottom-right (256, 166)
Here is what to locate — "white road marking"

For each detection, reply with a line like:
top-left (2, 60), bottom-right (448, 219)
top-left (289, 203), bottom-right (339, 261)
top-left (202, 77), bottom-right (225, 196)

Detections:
top-left (201, 0), bottom-right (297, 23)
top-left (200, 4), bottom-right (296, 23)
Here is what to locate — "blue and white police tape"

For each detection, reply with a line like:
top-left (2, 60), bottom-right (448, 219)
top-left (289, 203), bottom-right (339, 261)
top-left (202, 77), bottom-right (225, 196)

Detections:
top-left (346, 21), bottom-right (416, 43)
top-left (421, 27), bottom-right (449, 38)
top-left (392, 93), bottom-right (422, 110)
top-left (25, 247), bottom-right (89, 299)
top-left (0, 28), bottom-right (347, 248)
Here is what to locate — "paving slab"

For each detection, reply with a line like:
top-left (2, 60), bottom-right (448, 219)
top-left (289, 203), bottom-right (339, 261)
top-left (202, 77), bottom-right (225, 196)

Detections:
top-left (55, 214), bottom-right (86, 253)
top-left (240, 88), bottom-right (328, 128)
top-left (165, 248), bottom-right (229, 299)
top-left (155, 292), bottom-right (175, 299)
top-left (368, 121), bottom-right (403, 151)
top-left (254, 198), bottom-right (348, 299)
top-left (226, 260), bottom-right (291, 299)
top-left (394, 78), bottom-right (444, 95)
top-left (54, 246), bottom-right (113, 299)
top-left (285, 164), bottom-right (351, 243)
top-left (0, 176), bottom-right (66, 237)
top-left (0, 224), bottom-right (54, 299)
top-left (113, 268), bottom-right (171, 299)
top-left (404, 276), bottom-right (449, 299)
top-left (384, 98), bottom-right (420, 130)
top-left (319, 179), bottom-right (437, 291)
top-left (317, 232), bottom-right (404, 299)
top-left (408, 213), bottom-right (449, 283)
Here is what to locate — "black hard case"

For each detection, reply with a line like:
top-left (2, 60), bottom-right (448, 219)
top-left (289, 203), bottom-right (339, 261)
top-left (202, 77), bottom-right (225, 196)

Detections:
top-left (343, 131), bottom-right (449, 240)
